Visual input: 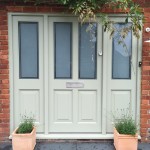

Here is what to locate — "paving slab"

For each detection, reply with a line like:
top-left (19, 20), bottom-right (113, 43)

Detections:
top-left (35, 143), bottom-right (76, 150)
top-left (0, 142), bottom-right (150, 150)
top-left (76, 143), bottom-right (114, 150)
top-left (138, 143), bottom-right (150, 150)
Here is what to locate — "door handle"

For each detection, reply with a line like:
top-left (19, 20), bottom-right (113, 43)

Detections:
top-left (98, 51), bottom-right (103, 56)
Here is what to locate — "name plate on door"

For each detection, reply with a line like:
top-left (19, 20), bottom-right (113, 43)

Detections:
top-left (66, 82), bottom-right (84, 88)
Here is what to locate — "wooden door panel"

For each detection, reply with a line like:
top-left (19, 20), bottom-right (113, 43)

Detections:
top-left (104, 20), bottom-right (138, 133)
top-left (54, 90), bottom-right (73, 123)
top-left (12, 16), bottom-right (44, 133)
top-left (78, 91), bottom-right (97, 123)
top-left (49, 17), bottom-right (102, 133)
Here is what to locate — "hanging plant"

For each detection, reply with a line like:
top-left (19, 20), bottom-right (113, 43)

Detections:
top-left (24, 0), bottom-right (144, 39)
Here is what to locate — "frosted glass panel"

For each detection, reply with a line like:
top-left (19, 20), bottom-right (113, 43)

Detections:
top-left (112, 23), bottom-right (132, 79)
top-left (55, 23), bottom-right (72, 79)
top-left (19, 22), bottom-right (38, 78)
top-left (79, 23), bottom-right (97, 79)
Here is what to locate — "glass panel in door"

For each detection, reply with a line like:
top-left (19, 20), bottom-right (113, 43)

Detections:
top-left (79, 23), bottom-right (97, 79)
top-left (54, 22), bottom-right (72, 79)
top-left (112, 23), bottom-right (132, 79)
top-left (19, 22), bottom-right (39, 78)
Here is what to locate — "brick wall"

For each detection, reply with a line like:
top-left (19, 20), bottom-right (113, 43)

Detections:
top-left (141, 6), bottom-right (150, 142)
top-left (0, 6), bottom-right (9, 142)
top-left (0, 1), bottom-right (150, 143)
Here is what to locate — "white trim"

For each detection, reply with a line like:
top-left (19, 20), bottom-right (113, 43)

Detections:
top-left (136, 28), bottom-right (142, 130)
top-left (44, 15), bottom-right (49, 135)
top-left (102, 27), bottom-right (109, 135)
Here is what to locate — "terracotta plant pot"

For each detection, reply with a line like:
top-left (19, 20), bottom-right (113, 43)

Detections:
top-left (114, 128), bottom-right (138, 150)
top-left (12, 127), bottom-right (36, 150)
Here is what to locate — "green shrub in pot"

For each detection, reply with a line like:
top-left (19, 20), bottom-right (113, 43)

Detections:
top-left (113, 109), bottom-right (138, 150)
top-left (16, 116), bottom-right (34, 134)
top-left (114, 113), bottom-right (137, 136)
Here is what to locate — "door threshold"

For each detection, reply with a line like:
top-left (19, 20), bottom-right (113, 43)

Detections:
top-left (10, 133), bottom-right (113, 140)
top-left (36, 134), bottom-right (114, 139)
top-left (9, 134), bottom-right (141, 140)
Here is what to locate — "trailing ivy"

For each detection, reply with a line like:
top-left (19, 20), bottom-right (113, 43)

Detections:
top-left (24, 0), bottom-right (144, 38)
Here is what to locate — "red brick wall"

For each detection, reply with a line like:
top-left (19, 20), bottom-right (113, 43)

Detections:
top-left (0, 1), bottom-right (150, 143)
top-left (0, 6), bottom-right (9, 142)
top-left (141, 7), bottom-right (150, 142)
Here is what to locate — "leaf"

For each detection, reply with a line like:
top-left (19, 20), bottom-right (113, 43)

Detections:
top-left (138, 24), bottom-right (142, 31)
top-left (104, 25), bottom-right (107, 32)
top-left (27, 0), bottom-right (144, 39)
top-left (125, 17), bottom-right (128, 24)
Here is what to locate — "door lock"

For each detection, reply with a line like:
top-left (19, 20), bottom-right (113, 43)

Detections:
top-left (139, 61), bottom-right (142, 67)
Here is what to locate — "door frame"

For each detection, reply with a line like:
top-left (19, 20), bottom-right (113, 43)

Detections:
top-left (8, 13), bottom-right (142, 139)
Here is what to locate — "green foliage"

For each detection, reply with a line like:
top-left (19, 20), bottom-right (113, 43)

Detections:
top-left (114, 110), bottom-right (138, 135)
top-left (23, 0), bottom-right (144, 39)
top-left (16, 116), bottom-right (34, 134)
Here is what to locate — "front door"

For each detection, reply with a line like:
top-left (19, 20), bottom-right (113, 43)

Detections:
top-left (48, 17), bottom-right (102, 132)
top-left (10, 15), bottom-right (140, 137)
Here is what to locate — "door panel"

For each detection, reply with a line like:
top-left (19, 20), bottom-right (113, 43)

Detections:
top-left (54, 90), bottom-right (73, 122)
top-left (12, 16), bottom-right (44, 132)
top-left (78, 91), bottom-right (97, 122)
top-left (49, 17), bottom-right (102, 133)
top-left (111, 91), bottom-right (131, 111)
top-left (104, 21), bottom-right (138, 133)
top-left (19, 90), bottom-right (41, 121)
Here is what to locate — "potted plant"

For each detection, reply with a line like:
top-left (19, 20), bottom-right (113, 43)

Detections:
top-left (12, 116), bottom-right (36, 150)
top-left (113, 111), bottom-right (138, 150)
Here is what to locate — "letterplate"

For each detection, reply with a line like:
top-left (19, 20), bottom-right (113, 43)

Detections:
top-left (66, 82), bottom-right (84, 88)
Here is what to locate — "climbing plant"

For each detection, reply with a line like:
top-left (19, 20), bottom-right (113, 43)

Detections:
top-left (24, 0), bottom-right (144, 39)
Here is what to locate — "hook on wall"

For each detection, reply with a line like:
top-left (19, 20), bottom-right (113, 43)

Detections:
top-left (145, 27), bottom-right (150, 33)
